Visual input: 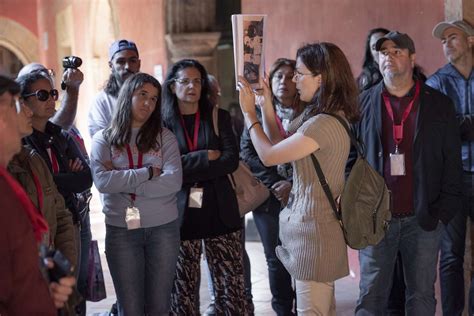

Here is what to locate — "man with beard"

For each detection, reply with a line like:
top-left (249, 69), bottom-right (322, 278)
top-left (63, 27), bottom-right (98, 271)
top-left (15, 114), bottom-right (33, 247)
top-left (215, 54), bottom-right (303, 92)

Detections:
top-left (88, 39), bottom-right (141, 137)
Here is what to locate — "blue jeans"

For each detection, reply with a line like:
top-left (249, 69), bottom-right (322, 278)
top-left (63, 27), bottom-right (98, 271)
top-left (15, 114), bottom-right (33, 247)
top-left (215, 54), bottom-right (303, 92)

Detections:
top-left (440, 205), bottom-right (467, 316)
top-left (105, 219), bottom-right (180, 316)
top-left (253, 195), bottom-right (294, 316)
top-left (356, 215), bottom-right (442, 316)
top-left (77, 212), bottom-right (92, 316)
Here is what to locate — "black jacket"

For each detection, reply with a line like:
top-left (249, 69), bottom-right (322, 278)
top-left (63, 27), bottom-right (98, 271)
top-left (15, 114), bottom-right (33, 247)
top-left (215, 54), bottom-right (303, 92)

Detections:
top-left (23, 121), bottom-right (93, 223)
top-left (164, 108), bottom-right (241, 240)
top-left (240, 109), bottom-right (290, 188)
top-left (353, 81), bottom-right (463, 231)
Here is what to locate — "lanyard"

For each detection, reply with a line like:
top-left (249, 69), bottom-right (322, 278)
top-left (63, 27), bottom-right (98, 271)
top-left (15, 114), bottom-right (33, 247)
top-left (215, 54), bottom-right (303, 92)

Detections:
top-left (46, 147), bottom-right (60, 173)
top-left (179, 110), bottom-right (200, 152)
top-left (382, 80), bottom-right (420, 147)
top-left (125, 144), bottom-right (143, 201)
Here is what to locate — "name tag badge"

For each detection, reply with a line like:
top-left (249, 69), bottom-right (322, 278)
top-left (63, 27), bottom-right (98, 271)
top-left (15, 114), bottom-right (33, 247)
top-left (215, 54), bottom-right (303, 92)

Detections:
top-left (390, 152), bottom-right (406, 176)
top-left (188, 187), bottom-right (204, 208)
top-left (125, 206), bottom-right (141, 230)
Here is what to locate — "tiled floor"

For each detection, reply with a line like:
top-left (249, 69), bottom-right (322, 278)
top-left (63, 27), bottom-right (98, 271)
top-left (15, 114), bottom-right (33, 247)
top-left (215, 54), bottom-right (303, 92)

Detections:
top-left (86, 190), bottom-right (445, 315)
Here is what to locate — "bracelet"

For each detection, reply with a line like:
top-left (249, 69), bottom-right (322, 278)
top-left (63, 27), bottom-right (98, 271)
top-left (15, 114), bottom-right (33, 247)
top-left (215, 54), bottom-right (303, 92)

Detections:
top-left (148, 166), bottom-right (153, 180)
top-left (248, 121), bottom-right (261, 132)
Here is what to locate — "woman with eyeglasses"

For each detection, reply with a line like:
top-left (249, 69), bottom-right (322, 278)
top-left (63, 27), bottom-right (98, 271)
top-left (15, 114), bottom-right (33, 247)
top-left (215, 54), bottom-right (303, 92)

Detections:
top-left (7, 91), bottom-right (78, 315)
top-left (238, 43), bottom-right (359, 315)
top-left (17, 72), bottom-right (92, 315)
top-left (162, 59), bottom-right (246, 315)
top-left (18, 72), bottom-right (92, 227)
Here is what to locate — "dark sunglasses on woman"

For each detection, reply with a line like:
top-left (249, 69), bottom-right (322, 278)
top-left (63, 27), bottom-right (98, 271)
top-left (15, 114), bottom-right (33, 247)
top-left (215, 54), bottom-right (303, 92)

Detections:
top-left (23, 89), bottom-right (59, 102)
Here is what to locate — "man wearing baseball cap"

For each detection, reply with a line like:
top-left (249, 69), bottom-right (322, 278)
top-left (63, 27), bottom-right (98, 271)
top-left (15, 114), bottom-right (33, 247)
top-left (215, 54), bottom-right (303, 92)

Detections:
top-left (87, 39), bottom-right (141, 137)
top-left (354, 31), bottom-right (463, 315)
top-left (426, 19), bottom-right (473, 316)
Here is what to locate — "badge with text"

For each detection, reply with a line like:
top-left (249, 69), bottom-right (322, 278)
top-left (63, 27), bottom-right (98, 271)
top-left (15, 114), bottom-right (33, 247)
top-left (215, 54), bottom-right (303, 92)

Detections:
top-left (188, 187), bottom-right (204, 208)
top-left (390, 147), bottom-right (406, 176)
top-left (125, 206), bottom-right (141, 230)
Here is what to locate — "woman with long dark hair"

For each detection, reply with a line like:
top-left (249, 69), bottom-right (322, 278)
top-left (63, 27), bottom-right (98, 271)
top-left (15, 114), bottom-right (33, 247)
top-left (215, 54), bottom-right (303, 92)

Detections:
top-left (238, 42), bottom-right (359, 314)
top-left (90, 72), bottom-right (182, 315)
top-left (357, 28), bottom-right (390, 91)
top-left (162, 59), bottom-right (246, 315)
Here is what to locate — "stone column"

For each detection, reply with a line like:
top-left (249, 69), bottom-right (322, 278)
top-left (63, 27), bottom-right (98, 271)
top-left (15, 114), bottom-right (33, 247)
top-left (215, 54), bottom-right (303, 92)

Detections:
top-left (444, 0), bottom-right (474, 24)
top-left (165, 0), bottom-right (221, 74)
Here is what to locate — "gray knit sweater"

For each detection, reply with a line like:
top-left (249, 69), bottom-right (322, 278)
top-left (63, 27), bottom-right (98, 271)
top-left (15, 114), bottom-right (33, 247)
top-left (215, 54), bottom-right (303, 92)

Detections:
top-left (276, 114), bottom-right (350, 282)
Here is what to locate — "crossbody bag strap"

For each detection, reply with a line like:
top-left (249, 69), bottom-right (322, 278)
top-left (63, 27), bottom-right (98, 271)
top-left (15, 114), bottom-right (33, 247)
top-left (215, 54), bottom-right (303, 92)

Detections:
top-left (310, 154), bottom-right (342, 223)
top-left (323, 112), bottom-right (364, 158)
top-left (211, 106), bottom-right (237, 189)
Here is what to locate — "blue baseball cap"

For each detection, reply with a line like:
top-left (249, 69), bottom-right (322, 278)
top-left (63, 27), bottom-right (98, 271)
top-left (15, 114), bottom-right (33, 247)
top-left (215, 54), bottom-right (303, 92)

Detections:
top-left (109, 39), bottom-right (139, 61)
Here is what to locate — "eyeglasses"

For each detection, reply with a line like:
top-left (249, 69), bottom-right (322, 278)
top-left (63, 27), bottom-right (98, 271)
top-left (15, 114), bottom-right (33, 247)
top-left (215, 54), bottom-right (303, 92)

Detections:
top-left (175, 78), bottom-right (203, 86)
top-left (23, 89), bottom-right (59, 102)
top-left (293, 69), bottom-right (314, 80)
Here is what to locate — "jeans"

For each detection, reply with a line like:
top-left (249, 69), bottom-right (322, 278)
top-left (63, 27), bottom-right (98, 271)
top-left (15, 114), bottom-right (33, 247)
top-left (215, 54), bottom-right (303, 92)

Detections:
top-left (356, 215), bottom-right (442, 316)
top-left (440, 206), bottom-right (467, 316)
top-left (76, 212), bottom-right (92, 316)
top-left (253, 195), bottom-right (294, 316)
top-left (105, 219), bottom-right (180, 316)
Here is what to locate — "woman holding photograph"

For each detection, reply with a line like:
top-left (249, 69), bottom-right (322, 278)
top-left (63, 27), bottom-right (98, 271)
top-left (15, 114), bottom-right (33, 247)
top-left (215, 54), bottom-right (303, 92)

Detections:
top-left (90, 73), bottom-right (182, 315)
top-left (238, 43), bottom-right (359, 315)
top-left (162, 59), bottom-right (246, 315)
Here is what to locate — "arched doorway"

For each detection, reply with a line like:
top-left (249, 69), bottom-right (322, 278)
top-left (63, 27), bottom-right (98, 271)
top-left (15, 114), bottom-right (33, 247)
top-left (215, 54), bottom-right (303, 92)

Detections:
top-left (0, 45), bottom-right (24, 77)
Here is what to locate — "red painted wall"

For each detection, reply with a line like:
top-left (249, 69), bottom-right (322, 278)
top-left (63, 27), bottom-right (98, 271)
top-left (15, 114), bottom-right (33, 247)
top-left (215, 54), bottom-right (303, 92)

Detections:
top-left (0, 0), bottom-right (38, 35)
top-left (114, 0), bottom-right (167, 77)
top-left (242, 0), bottom-right (446, 77)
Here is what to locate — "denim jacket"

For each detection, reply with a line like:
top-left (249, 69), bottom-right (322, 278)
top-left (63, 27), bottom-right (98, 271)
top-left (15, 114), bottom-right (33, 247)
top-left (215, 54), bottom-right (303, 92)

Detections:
top-left (426, 64), bottom-right (474, 172)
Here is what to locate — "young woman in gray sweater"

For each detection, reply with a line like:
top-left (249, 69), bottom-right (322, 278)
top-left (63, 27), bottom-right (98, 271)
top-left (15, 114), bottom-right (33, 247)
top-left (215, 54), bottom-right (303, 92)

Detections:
top-left (90, 73), bottom-right (182, 315)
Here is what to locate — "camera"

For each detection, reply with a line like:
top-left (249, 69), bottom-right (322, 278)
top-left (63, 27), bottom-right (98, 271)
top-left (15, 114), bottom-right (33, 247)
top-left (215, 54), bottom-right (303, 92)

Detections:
top-left (61, 56), bottom-right (82, 90)
top-left (62, 56), bottom-right (82, 69)
top-left (40, 245), bottom-right (73, 282)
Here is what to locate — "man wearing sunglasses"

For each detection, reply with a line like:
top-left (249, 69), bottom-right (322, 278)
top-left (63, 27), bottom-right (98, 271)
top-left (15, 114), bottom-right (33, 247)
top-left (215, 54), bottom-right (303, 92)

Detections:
top-left (0, 75), bottom-right (76, 315)
top-left (87, 39), bottom-right (141, 138)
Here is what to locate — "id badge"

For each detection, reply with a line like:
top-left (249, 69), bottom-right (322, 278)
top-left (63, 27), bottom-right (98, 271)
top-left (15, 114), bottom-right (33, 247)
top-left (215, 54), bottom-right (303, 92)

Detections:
top-left (188, 187), bottom-right (203, 208)
top-left (390, 152), bottom-right (406, 176)
top-left (125, 206), bottom-right (141, 230)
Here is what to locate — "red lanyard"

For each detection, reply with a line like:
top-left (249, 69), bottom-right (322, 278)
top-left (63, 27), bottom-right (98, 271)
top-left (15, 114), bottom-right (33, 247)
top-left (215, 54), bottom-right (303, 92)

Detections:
top-left (179, 110), bottom-right (200, 151)
top-left (0, 166), bottom-right (49, 243)
top-left (382, 80), bottom-right (420, 146)
top-left (47, 147), bottom-right (60, 173)
top-left (275, 114), bottom-right (290, 138)
top-left (126, 144), bottom-right (143, 201)
top-left (30, 170), bottom-right (44, 213)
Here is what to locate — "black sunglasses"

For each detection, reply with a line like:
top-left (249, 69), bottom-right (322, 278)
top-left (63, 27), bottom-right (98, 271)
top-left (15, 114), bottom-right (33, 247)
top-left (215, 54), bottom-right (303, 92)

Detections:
top-left (23, 89), bottom-right (59, 102)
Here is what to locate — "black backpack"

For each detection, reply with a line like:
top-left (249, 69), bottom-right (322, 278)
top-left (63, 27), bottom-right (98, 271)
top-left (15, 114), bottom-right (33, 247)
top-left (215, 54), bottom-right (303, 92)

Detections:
top-left (310, 113), bottom-right (391, 250)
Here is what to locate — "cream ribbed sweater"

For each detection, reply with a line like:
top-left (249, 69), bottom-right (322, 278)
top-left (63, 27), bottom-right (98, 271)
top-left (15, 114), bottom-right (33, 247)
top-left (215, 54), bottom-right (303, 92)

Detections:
top-left (276, 114), bottom-right (350, 282)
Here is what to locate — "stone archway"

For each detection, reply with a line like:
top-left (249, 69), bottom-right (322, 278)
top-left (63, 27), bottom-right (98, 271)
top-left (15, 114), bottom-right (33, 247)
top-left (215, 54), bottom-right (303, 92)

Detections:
top-left (0, 18), bottom-right (38, 65)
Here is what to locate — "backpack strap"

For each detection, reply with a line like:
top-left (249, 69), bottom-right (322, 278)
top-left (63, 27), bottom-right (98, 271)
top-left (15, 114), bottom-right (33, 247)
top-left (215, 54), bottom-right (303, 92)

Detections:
top-left (310, 154), bottom-right (343, 224)
top-left (323, 112), bottom-right (365, 158)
